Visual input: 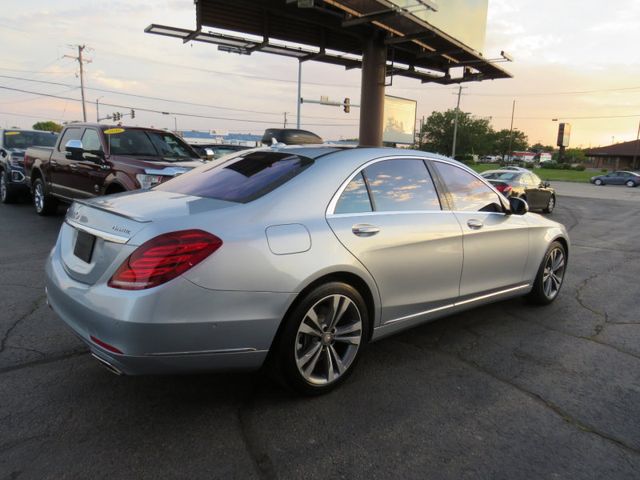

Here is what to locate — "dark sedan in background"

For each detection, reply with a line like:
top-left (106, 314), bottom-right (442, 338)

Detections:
top-left (590, 171), bottom-right (640, 187)
top-left (482, 169), bottom-right (556, 213)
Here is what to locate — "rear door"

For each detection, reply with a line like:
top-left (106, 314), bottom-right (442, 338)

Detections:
top-left (430, 160), bottom-right (530, 299)
top-left (326, 157), bottom-right (463, 324)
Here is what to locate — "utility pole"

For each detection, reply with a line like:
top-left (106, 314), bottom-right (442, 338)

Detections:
top-left (507, 99), bottom-right (516, 162)
top-left (633, 120), bottom-right (640, 170)
top-left (283, 112), bottom-right (288, 128)
top-left (451, 85), bottom-right (465, 158)
top-left (64, 45), bottom-right (91, 122)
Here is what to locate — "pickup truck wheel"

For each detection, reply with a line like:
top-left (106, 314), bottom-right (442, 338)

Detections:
top-left (33, 178), bottom-right (58, 215)
top-left (1, 172), bottom-right (19, 204)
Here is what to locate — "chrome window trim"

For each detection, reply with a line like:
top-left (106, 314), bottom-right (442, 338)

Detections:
top-left (326, 155), bottom-right (447, 216)
top-left (65, 219), bottom-right (129, 244)
top-left (383, 284), bottom-right (530, 326)
top-left (326, 154), bottom-right (509, 216)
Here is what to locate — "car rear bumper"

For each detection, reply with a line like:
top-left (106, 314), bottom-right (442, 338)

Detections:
top-left (45, 247), bottom-right (296, 375)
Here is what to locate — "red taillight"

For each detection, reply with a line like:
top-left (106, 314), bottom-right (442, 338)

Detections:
top-left (90, 335), bottom-right (123, 354)
top-left (108, 230), bottom-right (223, 290)
top-left (495, 184), bottom-right (512, 195)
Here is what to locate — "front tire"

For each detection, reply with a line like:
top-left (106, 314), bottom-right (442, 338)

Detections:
top-left (542, 195), bottom-right (555, 214)
top-left (528, 241), bottom-right (567, 305)
top-left (0, 172), bottom-right (18, 204)
top-left (273, 282), bottom-right (369, 395)
top-left (594, 179), bottom-right (603, 186)
top-left (33, 178), bottom-right (58, 215)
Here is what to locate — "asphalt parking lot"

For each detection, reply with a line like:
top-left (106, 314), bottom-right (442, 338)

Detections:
top-left (1, 186), bottom-right (639, 479)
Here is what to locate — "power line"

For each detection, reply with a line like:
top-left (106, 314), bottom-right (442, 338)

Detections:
top-left (0, 73), bottom-right (357, 122)
top-left (0, 84), bottom-right (359, 127)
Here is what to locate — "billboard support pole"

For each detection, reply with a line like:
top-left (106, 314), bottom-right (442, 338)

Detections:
top-left (359, 34), bottom-right (386, 147)
top-left (296, 61), bottom-right (302, 129)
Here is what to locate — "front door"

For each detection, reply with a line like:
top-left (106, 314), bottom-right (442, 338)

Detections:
top-left (326, 158), bottom-right (463, 324)
top-left (50, 126), bottom-right (84, 198)
top-left (430, 161), bottom-right (530, 299)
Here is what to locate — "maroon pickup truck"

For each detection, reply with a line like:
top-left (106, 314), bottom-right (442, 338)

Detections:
top-left (24, 123), bottom-right (205, 215)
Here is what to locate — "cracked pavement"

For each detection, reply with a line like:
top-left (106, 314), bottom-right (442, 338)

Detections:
top-left (1, 191), bottom-right (639, 479)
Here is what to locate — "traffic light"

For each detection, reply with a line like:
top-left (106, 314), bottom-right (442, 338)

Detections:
top-left (130, 109), bottom-right (135, 119)
top-left (343, 97), bottom-right (350, 113)
top-left (113, 112), bottom-right (121, 121)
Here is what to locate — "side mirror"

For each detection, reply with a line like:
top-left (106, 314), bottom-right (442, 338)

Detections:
top-left (64, 139), bottom-right (84, 159)
top-left (543, 181), bottom-right (551, 188)
top-left (509, 196), bottom-right (529, 215)
top-left (204, 148), bottom-right (215, 161)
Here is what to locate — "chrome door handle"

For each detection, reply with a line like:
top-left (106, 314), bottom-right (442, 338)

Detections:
top-left (467, 219), bottom-right (484, 230)
top-left (50, 160), bottom-right (58, 166)
top-left (352, 224), bottom-right (380, 237)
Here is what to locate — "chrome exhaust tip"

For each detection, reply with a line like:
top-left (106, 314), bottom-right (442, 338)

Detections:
top-left (91, 353), bottom-right (124, 376)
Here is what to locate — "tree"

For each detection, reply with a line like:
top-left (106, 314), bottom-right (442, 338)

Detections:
top-left (530, 142), bottom-right (555, 153)
top-left (491, 128), bottom-right (528, 158)
top-left (32, 121), bottom-right (63, 133)
top-left (419, 109), bottom-right (494, 156)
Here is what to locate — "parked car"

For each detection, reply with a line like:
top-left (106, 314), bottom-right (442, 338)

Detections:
top-left (481, 170), bottom-right (557, 213)
top-left (501, 166), bottom-right (531, 172)
top-left (45, 146), bottom-right (569, 395)
top-left (590, 171), bottom-right (640, 187)
top-left (23, 124), bottom-right (204, 215)
top-left (190, 143), bottom-right (250, 160)
top-left (0, 129), bottom-right (58, 203)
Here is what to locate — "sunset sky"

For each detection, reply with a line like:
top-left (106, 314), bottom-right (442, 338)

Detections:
top-left (0, 0), bottom-right (638, 148)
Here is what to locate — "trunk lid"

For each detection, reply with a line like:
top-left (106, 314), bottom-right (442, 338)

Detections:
top-left (60, 190), bottom-right (235, 285)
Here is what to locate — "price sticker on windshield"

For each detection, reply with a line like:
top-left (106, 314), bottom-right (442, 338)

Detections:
top-left (104, 128), bottom-right (125, 135)
top-left (5, 131), bottom-right (20, 136)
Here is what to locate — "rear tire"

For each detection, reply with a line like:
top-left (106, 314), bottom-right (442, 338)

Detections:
top-left (527, 241), bottom-right (567, 305)
top-left (33, 177), bottom-right (58, 216)
top-left (0, 172), bottom-right (19, 204)
top-left (626, 180), bottom-right (636, 188)
top-left (272, 282), bottom-right (369, 396)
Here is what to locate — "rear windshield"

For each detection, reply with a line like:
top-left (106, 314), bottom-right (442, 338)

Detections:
top-left (106, 129), bottom-right (199, 161)
top-left (4, 130), bottom-right (58, 149)
top-left (155, 151), bottom-right (314, 203)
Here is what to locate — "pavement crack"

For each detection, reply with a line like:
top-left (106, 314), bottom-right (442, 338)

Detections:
top-left (398, 338), bottom-right (640, 457)
top-left (237, 383), bottom-right (278, 480)
top-left (0, 295), bottom-right (45, 354)
top-left (0, 349), bottom-right (88, 375)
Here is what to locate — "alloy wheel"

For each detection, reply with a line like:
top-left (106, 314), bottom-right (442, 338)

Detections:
top-left (542, 247), bottom-right (565, 300)
top-left (547, 196), bottom-right (555, 212)
top-left (0, 175), bottom-right (6, 202)
top-left (294, 294), bottom-right (363, 386)
top-left (34, 182), bottom-right (44, 213)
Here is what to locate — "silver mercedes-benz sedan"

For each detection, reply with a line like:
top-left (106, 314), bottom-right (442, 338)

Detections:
top-left (46, 146), bottom-right (569, 394)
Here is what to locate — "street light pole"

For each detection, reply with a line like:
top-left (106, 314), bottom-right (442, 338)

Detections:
top-left (633, 120), bottom-right (640, 169)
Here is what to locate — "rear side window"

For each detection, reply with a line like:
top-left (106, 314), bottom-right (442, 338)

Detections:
top-left (433, 162), bottom-right (502, 212)
top-left (363, 159), bottom-right (441, 212)
top-left (155, 151), bottom-right (313, 203)
top-left (57, 128), bottom-right (83, 151)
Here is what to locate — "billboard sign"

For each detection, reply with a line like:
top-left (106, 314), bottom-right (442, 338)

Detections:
top-left (383, 95), bottom-right (417, 145)
top-left (556, 123), bottom-right (571, 147)
top-left (388, 0), bottom-right (489, 54)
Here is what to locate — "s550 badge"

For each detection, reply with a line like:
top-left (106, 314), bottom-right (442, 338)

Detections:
top-left (112, 225), bottom-right (131, 235)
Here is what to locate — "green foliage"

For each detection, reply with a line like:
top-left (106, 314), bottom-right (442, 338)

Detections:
top-left (419, 109), bottom-right (495, 156)
top-left (530, 143), bottom-right (555, 153)
top-left (32, 121), bottom-right (63, 133)
top-left (492, 128), bottom-right (528, 157)
top-left (418, 109), bottom-right (529, 157)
